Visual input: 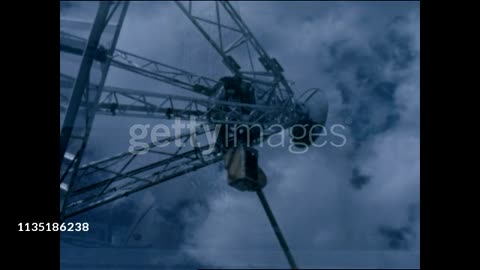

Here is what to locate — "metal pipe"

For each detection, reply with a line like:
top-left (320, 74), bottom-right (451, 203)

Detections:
top-left (59, 1), bottom-right (112, 167)
top-left (256, 189), bottom-right (298, 270)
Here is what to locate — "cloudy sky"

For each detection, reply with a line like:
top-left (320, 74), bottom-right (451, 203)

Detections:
top-left (60, 1), bottom-right (420, 269)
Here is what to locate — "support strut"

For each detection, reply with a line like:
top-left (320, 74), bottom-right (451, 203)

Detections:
top-left (256, 189), bottom-right (298, 270)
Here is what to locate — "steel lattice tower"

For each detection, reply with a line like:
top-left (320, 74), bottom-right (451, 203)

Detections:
top-left (60, 2), bottom-right (329, 269)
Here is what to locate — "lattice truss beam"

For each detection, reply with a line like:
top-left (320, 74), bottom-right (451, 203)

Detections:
top-left (60, 1), bottom-right (303, 219)
top-left (60, 73), bottom-right (291, 125)
top-left (60, 1), bottom-right (131, 218)
top-left (61, 124), bottom-right (222, 219)
top-left (174, 1), bottom-right (295, 106)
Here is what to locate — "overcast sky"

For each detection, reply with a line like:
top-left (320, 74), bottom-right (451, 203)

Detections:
top-left (60, 1), bottom-right (420, 269)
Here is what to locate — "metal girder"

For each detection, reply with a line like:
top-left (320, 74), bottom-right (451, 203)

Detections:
top-left (60, 111), bottom-right (298, 220)
top-left (59, 107), bottom-right (298, 220)
top-left (60, 0), bottom-right (303, 222)
top-left (60, 3), bottom-right (303, 268)
top-left (60, 31), bottom-right (221, 96)
top-left (60, 1), bottom-right (130, 217)
top-left (61, 74), bottom-right (293, 125)
top-left (174, 1), bottom-right (295, 106)
top-left (64, 153), bottom-right (222, 219)
top-left (257, 190), bottom-right (298, 269)
top-left (61, 123), bottom-right (222, 219)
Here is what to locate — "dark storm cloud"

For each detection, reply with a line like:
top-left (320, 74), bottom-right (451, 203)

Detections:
top-left (378, 225), bottom-right (415, 250)
top-left (350, 168), bottom-right (370, 190)
top-left (60, 1), bottom-right (420, 269)
top-left (180, 2), bottom-right (419, 268)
